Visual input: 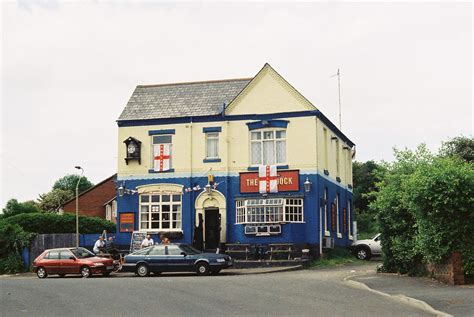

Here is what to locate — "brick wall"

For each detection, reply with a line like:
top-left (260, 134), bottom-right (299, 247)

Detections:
top-left (426, 252), bottom-right (465, 285)
top-left (62, 176), bottom-right (116, 219)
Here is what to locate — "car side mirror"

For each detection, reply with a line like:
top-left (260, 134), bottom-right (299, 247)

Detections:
top-left (69, 256), bottom-right (76, 260)
top-left (181, 252), bottom-right (187, 257)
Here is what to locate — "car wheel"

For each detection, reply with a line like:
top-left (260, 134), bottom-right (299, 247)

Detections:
top-left (80, 266), bottom-right (92, 278)
top-left (136, 264), bottom-right (149, 277)
top-left (356, 247), bottom-right (372, 260)
top-left (36, 267), bottom-right (47, 279)
top-left (196, 262), bottom-right (210, 276)
top-left (58, 274), bottom-right (66, 278)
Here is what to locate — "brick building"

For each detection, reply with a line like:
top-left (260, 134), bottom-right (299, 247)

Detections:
top-left (61, 174), bottom-right (117, 223)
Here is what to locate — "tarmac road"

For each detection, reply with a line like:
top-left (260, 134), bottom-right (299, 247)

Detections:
top-left (1, 264), bottom-right (434, 317)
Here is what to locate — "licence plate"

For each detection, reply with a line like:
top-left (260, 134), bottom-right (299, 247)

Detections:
top-left (106, 266), bottom-right (114, 270)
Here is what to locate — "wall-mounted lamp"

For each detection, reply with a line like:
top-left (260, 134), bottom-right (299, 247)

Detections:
top-left (117, 182), bottom-right (138, 197)
top-left (205, 184), bottom-right (212, 195)
top-left (304, 177), bottom-right (312, 193)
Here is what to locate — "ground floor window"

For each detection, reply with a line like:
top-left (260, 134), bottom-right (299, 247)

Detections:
top-left (139, 193), bottom-right (182, 230)
top-left (236, 198), bottom-right (304, 224)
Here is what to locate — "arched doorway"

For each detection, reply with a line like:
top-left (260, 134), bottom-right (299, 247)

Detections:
top-left (194, 189), bottom-right (226, 250)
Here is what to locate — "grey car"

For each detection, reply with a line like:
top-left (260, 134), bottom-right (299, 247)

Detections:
top-left (350, 233), bottom-right (382, 260)
top-left (122, 244), bottom-right (233, 277)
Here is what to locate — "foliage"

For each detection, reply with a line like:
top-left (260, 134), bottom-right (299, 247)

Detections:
top-left (38, 189), bottom-right (74, 213)
top-left (53, 174), bottom-right (94, 195)
top-left (371, 145), bottom-right (433, 275)
top-left (310, 247), bottom-right (363, 268)
top-left (1, 199), bottom-right (40, 218)
top-left (0, 213), bottom-right (116, 234)
top-left (405, 157), bottom-right (474, 275)
top-left (353, 160), bottom-right (385, 214)
top-left (439, 135), bottom-right (474, 163)
top-left (0, 223), bottom-right (36, 274)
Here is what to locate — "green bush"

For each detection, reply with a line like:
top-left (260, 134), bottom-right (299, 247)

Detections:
top-left (0, 213), bottom-right (116, 234)
top-left (0, 223), bottom-right (36, 274)
top-left (405, 157), bottom-right (474, 275)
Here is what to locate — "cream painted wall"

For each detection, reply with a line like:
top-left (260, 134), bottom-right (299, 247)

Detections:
top-left (225, 64), bottom-right (316, 115)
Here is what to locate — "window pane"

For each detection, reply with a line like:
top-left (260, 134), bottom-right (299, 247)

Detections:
top-left (206, 137), bottom-right (218, 158)
top-left (207, 132), bottom-right (218, 138)
top-left (251, 132), bottom-right (261, 140)
top-left (153, 135), bottom-right (172, 144)
top-left (251, 142), bottom-right (262, 165)
top-left (48, 251), bottom-right (60, 259)
top-left (276, 130), bottom-right (286, 139)
top-left (172, 195), bottom-right (181, 202)
top-left (141, 206), bottom-right (149, 214)
top-left (162, 195), bottom-right (170, 202)
top-left (263, 141), bottom-right (275, 165)
top-left (263, 131), bottom-right (274, 139)
top-left (149, 246), bottom-right (166, 255)
top-left (167, 245), bottom-right (182, 255)
top-left (276, 140), bottom-right (286, 163)
top-left (141, 195), bottom-right (149, 203)
top-left (151, 195), bottom-right (160, 202)
top-left (60, 251), bottom-right (74, 259)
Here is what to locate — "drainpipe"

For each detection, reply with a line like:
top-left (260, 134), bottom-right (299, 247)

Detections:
top-left (190, 117), bottom-right (194, 244)
top-left (316, 117), bottom-right (322, 257)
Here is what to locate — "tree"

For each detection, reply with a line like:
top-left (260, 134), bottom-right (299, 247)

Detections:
top-left (53, 174), bottom-right (93, 195)
top-left (1, 199), bottom-right (40, 218)
top-left (439, 135), bottom-right (474, 163)
top-left (370, 144), bottom-right (433, 275)
top-left (38, 189), bottom-right (74, 213)
top-left (352, 161), bottom-right (386, 234)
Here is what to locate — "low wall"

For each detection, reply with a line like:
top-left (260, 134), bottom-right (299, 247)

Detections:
top-left (426, 252), bottom-right (465, 285)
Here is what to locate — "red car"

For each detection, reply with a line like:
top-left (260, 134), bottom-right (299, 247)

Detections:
top-left (33, 247), bottom-right (115, 278)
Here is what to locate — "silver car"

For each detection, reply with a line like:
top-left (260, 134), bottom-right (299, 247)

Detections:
top-left (351, 233), bottom-right (382, 260)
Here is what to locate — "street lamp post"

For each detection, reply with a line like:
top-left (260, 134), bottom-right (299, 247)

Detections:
top-left (75, 166), bottom-right (84, 248)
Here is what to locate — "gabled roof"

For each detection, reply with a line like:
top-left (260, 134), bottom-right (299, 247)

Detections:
top-left (61, 174), bottom-right (117, 207)
top-left (118, 78), bottom-right (252, 121)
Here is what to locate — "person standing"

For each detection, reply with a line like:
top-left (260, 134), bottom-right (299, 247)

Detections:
top-left (141, 234), bottom-right (154, 249)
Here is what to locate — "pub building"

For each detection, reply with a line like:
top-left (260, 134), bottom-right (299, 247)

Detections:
top-left (115, 64), bottom-right (355, 258)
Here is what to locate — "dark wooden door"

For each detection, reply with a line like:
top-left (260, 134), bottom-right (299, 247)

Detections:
top-left (204, 209), bottom-right (220, 250)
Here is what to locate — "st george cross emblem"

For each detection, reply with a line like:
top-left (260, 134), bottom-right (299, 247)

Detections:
top-left (258, 165), bottom-right (278, 194)
top-left (153, 144), bottom-right (171, 171)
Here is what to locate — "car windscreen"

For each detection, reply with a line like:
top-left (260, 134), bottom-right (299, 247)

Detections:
top-left (71, 247), bottom-right (95, 258)
top-left (179, 245), bottom-right (202, 255)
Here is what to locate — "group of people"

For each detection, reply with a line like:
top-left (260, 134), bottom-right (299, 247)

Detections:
top-left (92, 233), bottom-right (171, 256)
top-left (140, 233), bottom-right (170, 248)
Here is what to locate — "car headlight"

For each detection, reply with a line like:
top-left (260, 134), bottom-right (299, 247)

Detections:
top-left (93, 262), bottom-right (104, 267)
top-left (216, 258), bottom-right (226, 263)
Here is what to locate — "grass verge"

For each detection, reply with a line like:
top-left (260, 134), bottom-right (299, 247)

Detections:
top-left (309, 247), bottom-right (365, 268)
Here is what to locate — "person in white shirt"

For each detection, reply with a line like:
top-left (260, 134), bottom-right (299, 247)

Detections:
top-left (141, 234), bottom-right (154, 249)
top-left (93, 236), bottom-right (105, 254)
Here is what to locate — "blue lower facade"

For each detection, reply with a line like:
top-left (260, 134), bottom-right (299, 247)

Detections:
top-left (115, 171), bottom-right (354, 251)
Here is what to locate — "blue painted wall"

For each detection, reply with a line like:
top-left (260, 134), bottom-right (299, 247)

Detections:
top-left (115, 172), bottom-right (353, 248)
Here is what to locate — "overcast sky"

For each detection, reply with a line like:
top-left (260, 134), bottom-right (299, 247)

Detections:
top-left (1, 1), bottom-right (472, 208)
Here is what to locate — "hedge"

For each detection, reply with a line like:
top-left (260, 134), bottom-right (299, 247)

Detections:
top-left (0, 213), bottom-right (116, 234)
top-left (0, 223), bottom-right (36, 274)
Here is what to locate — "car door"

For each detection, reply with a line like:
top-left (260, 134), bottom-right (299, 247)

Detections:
top-left (43, 250), bottom-right (61, 274)
top-left (166, 245), bottom-right (194, 272)
top-left (59, 250), bottom-right (78, 274)
top-left (146, 246), bottom-right (167, 272)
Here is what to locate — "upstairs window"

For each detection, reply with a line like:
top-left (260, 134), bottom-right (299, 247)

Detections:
top-left (205, 132), bottom-right (219, 159)
top-left (250, 130), bottom-right (286, 166)
top-left (152, 135), bottom-right (172, 171)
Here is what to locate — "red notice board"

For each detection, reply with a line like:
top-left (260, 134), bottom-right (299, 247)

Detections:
top-left (120, 213), bottom-right (135, 233)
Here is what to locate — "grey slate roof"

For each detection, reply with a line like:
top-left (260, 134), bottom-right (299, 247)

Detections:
top-left (118, 78), bottom-right (252, 121)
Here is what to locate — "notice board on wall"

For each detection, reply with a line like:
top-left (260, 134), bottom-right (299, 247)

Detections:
top-left (130, 231), bottom-right (147, 253)
top-left (120, 212), bottom-right (135, 233)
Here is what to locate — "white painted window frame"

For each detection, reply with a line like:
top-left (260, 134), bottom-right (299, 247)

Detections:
top-left (250, 129), bottom-right (287, 166)
top-left (139, 193), bottom-right (182, 231)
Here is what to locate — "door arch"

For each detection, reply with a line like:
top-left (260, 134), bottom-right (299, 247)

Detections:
top-left (194, 189), bottom-right (226, 245)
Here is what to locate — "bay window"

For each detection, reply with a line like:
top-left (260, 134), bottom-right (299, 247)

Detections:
top-left (139, 193), bottom-right (182, 230)
top-left (236, 198), bottom-right (303, 224)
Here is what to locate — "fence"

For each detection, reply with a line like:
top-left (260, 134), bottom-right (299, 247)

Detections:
top-left (25, 233), bottom-right (117, 267)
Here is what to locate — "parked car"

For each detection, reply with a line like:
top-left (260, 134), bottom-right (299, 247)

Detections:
top-left (122, 244), bottom-right (233, 277)
top-left (351, 233), bottom-right (382, 260)
top-left (33, 247), bottom-right (115, 278)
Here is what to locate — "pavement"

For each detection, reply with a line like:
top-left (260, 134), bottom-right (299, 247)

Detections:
top-left (348, 270), bottom-right (474, 317)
